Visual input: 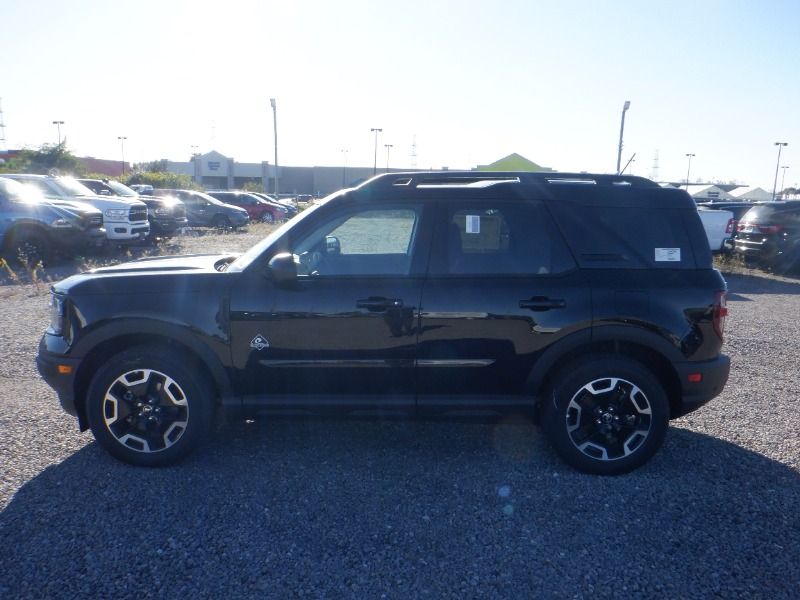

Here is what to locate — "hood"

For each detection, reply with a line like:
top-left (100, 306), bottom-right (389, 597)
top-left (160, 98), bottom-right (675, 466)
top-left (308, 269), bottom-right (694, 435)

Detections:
top-left (54, 253), bottom-right (241, 295)
top-left (89, 253), bottom-right (239, 275)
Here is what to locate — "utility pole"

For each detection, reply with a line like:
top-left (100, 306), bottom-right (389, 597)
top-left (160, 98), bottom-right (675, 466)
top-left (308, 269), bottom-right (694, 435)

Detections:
top-left (773, 142), bottom-right (788, 200)
top-left (780, 165), bottom-right (790, 198)
top-left (371, 128), bottom-right (382, 175)
top-left (270, 98), bottom-right (279, 197)
top-left (616, 101), bottom-right (631, 175)
top-left (117, 136), bottom-right (127, 175)
top-left (53, 120), bottom-right (65, 146)
top-left (341, 149), bottom-right (349, 187)
top-left (685, 153), bottom-right (695, 190)
top-left (384, 144), bottom-right (393, 172)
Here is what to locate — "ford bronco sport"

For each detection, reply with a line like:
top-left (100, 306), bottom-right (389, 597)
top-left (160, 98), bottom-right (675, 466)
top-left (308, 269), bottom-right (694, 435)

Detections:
top-left (37, 172), bottom-right (730, 474)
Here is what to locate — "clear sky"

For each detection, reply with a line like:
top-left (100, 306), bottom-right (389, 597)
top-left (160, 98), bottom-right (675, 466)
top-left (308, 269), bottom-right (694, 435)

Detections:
top-left (1, 0), bottom-right (798, 189)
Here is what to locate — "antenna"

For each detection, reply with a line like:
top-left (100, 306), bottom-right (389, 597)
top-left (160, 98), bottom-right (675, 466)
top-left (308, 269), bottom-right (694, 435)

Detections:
top-left (650, 149), bottom-right (659, 181)
top-left (410, 134), bottom-right (417, 169)
top-left (0, 98), bottom-right (7, 152)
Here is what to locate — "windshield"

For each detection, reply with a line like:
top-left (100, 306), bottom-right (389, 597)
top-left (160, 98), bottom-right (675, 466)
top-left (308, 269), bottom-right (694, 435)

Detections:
top-left (228, 199), bottom-right (326, 271)
top-left (0, 177), bottom-right (46, 203)
top-left (106, 181), bottom-right (139, 197)
top-left (54, 177), bottom-right (97, 197)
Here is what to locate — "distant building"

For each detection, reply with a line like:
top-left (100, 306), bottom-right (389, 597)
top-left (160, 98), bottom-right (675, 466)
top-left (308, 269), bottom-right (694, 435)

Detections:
top-left (729, 186), bottom-right (772, 202)
top-left (80, 156), bottom-right (130, 177)
top-left (684, 184), bottom-right (734, 202)
top-left (162, 150), bottom-right (554, 196)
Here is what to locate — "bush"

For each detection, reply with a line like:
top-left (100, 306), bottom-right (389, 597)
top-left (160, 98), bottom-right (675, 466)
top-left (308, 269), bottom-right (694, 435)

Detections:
top-left (122, 171), bottom-right (200, 190)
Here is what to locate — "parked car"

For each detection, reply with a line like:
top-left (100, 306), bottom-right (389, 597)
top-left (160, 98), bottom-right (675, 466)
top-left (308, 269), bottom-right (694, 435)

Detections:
top-left (3, 174), bottom-right (149, 243)
top-left (0, 177), bottom-right (105, 264)
top-left (250, 192), bottom-right (298, 218)
top-left (129, 184), bottom-right (154, 195)
top-left (734, 201), bottom-right (800, 271)
top-left (78, 179), bottom-right (188, 239)
top-left (151, 189), bottom-right (248, 228)
top-left (696, 205), bottom-right (735, 252)
top-left (697, 201), bottom-right (756, 251)
top-left (206, 191), bottom-right (288, 223)
top-left (37, 172), bottom-right (730, 475)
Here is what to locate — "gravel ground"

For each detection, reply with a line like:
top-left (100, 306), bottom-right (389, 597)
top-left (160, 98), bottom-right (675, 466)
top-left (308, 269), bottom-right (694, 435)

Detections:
top-left (1, 232), bottom-right (799, 599)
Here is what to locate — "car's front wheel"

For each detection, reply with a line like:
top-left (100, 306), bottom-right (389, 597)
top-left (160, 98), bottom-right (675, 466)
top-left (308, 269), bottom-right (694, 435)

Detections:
top-left (542, 356), bottom-right (669, 475)
top-left (86, 345), bottom-right (213, 466)
top-left (261, 212), bottom-right (274, 224)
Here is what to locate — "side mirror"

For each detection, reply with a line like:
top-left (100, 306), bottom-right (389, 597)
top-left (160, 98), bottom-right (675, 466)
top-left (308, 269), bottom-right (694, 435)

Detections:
top-left (268, 252), bottom-right (297, 283)
top-left (325, 235), bottom-right (341, 255)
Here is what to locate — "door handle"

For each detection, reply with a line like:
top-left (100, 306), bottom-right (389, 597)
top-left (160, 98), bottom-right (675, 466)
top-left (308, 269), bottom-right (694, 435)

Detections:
top-left (356, 297), bottom-right (404, 311)
top-left (519, 297), bottom-right (566, 311)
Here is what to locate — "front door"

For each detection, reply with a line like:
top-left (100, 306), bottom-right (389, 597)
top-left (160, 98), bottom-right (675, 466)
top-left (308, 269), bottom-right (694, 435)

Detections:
top-left (229, 202), bottom-right (430, 411)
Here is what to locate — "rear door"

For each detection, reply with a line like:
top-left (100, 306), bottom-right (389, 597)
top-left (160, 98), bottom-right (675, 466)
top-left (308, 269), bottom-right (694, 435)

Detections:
top-left (416, 194), bottom-right (591, 411)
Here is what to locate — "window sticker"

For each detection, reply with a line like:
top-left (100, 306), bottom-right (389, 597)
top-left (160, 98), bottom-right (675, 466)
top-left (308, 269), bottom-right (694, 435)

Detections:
top-left (466, 215), bottom-right (480, 234)
top-left (655, 248), bottom-right (681, 262)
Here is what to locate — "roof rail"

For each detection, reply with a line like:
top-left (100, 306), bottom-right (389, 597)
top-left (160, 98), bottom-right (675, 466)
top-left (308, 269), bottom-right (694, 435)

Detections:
top-left (361, 171), bottom-right (660, 190)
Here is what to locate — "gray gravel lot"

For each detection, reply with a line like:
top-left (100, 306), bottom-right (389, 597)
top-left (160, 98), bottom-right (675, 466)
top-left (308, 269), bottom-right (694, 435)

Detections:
top-left (1, 235), bottom-right (799, 598)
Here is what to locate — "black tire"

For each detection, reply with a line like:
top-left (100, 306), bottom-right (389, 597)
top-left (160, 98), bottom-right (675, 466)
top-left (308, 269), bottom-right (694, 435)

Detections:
top-left (86, 345), bottom-right (214, 466)
top-left (542, 355), bottom-right (669, 475)
top-left (261, 212), bottom-right (274, 224)
top-left (4, 229), bottom-right (51, 267)
top-left (212, 215), bottom-right (231, 229)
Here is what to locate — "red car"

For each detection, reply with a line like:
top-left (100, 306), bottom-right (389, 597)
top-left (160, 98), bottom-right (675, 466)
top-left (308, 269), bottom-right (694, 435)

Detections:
top-left (206, 191), bottom-right (288, 223)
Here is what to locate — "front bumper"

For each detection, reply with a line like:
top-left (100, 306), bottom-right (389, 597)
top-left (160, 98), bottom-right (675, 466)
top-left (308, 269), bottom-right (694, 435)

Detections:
top-left (36, 335), bottom-right (81, 421)
top-left (673, 354), bottom-right (730, 417)
top-left (149, 216), bottom-right (189, 236)
top-left (104, 220), bottom-right (151, 242)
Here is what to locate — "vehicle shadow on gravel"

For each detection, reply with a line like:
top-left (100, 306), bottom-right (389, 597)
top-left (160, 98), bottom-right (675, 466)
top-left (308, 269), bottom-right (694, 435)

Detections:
top-left (724, 272), bottom-right (800, 296)
top-left (1, 420), bottom-right (798, 598)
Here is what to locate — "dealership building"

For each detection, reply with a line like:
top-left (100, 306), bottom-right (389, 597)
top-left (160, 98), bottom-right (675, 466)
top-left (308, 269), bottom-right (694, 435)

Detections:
top-left (165, 151), bottom-right (553, 197)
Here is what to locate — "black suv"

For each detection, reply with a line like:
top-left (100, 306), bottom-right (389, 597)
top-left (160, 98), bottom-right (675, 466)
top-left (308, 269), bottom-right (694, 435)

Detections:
top-left (37, 173), bottom-right (730, 474)
top-left (152, 189), bottom-right (249, 229)
top-left (734, 202), bottom-right (800, 271)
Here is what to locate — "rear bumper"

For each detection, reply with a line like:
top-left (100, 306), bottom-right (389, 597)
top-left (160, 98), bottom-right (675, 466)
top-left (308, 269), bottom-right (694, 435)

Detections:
top-left (673, 354), bottom-right (730, 417)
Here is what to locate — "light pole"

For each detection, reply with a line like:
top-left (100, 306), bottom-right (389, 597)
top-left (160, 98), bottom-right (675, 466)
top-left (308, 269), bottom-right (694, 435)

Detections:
top-left (270, 98), bottom-right (279, 197)
top-left (773, 142), bottom-right (788, 200)
top-left (117, 136), bottom-right (127, 175)
top-left (780, 165), bottom-right (790, 198)
top-left (384, 144), bottom-right (393, 172)
top-left (685, 153), bottom-right (695, 189)
top-left (616, 101), bottom-right (631, 175)
top-left (371, 128), bottom-right (382, 175)
top-left (341, 149), bottom-right (349, 187)
top-left (52, 120), bottom-right (64, 146)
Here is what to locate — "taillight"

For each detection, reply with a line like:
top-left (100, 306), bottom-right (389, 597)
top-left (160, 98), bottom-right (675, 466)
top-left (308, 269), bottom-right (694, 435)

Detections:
top-left (725, 218), bottom-right (735, 234)
top-left (712, 291), bottom-right (728, 340)
top-left (758, 224), bottom-right (783, 234)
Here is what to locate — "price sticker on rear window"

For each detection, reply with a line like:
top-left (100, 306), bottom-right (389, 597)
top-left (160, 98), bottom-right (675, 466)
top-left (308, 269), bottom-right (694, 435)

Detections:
top-left (655, 248), bottom-right (681, 262)
top-left (465, 215), bottom-right (480, 234)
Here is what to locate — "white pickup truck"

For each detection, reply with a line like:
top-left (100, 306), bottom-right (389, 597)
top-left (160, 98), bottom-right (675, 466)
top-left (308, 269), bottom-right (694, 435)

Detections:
top-left (697, 205), bottom-right (734, 252)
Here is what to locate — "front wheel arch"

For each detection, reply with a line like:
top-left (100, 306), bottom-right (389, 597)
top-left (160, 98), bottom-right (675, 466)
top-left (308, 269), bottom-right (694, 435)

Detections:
top-left (73, 329), bottom-right (230, 431)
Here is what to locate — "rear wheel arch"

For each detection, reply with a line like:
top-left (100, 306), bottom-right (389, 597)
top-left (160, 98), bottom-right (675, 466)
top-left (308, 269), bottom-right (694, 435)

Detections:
top-left (73, 325), bottom-right (231, 430)
top-left (527, 330), bottom-right (683, 418)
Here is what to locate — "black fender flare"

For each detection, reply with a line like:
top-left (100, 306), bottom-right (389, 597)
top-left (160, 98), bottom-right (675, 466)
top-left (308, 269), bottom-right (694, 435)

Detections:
top-left (525, 325), bottom-right (683, 396)
top-left (72, 318), bottom-right (233, 399)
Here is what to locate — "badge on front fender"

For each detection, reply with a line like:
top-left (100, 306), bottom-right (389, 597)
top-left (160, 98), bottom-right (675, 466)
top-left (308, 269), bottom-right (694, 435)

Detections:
top-left (250, 334), bottom-right (270, 350)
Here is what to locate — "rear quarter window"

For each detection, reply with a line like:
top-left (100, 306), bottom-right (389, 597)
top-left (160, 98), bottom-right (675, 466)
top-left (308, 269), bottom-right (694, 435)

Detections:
top-left (549, 205), bottom-right (699, 269)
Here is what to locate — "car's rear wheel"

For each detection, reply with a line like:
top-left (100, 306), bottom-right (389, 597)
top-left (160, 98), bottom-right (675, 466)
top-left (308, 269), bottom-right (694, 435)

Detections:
top-left (542, 356), bottom-right (669, 475)
top-left (86, 345), bottom-right (213, 466)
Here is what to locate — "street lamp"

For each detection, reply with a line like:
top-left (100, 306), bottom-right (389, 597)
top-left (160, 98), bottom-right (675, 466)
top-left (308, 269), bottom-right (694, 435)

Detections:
top-left (52, 120), bottom-right (64, 146)
top-left (616, 101), bottom-right (631, 175)
top-left (384, 144), bottom-right (393, 172)
top-left (117, 136), bottom-right (127, 175)
top-left (773, 142), bottom-right (788, 200)
top-left (371, 128), bottom-right (382, 175)
top-left (781, 165), bottom-right (790, 198)
top-left (270, 98), bottom-right (279, 197)
top-left (341, 149), bottom-right (349, 187)
top-left (685, 153), bottom-right (695, 189)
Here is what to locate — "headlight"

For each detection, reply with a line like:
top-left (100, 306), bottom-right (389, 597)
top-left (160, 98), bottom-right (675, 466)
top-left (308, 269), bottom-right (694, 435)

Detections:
top-left (154, 207), bottom-right (171, 216)
top-left (48, 293), bottom-right (65, 336)
top-left (50, 218), bottom-right (75, 229)
top-left (104, 208), bottom-right (129, 220)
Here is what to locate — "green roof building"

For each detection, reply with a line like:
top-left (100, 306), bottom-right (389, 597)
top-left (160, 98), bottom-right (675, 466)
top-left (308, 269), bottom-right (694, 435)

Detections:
top-left (476, 153), bottom-right (553, 172)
